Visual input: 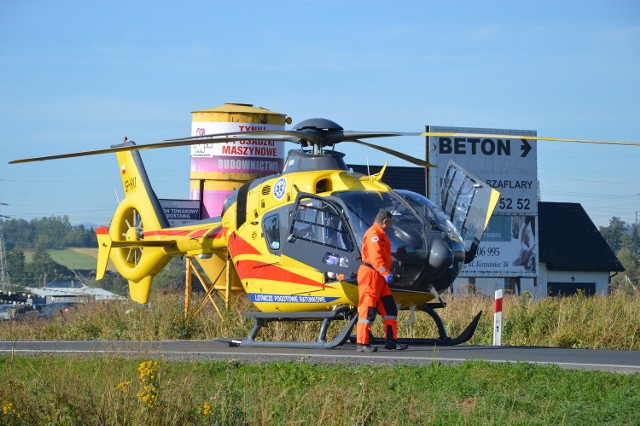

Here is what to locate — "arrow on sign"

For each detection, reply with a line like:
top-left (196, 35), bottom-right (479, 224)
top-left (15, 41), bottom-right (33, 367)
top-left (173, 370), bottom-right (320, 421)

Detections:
top-left (520, 139), bottom-right (532, 157)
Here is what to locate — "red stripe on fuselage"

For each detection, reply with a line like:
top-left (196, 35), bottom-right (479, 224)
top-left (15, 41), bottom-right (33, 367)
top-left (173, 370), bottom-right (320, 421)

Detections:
top-left (144, 226), bottom-right (226, 239)
top-left (234, 259), bottom-right (323, 288)
top-left (206, 227), bottom-right (226, 239)
top-left (228, 232), bottom-right (261, 256)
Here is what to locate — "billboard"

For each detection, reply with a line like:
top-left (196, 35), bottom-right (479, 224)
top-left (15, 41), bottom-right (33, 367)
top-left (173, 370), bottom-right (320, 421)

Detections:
top-left (427, 126), bottom-right (538, 215)
top-left (190, 122), bottom-right (285, 174)
top-left (159, 199), bottom-right (201, 227)
top-left (460, 215), bottom-right (538, 277)
top-left (427, 126), bottom-right (539, 277)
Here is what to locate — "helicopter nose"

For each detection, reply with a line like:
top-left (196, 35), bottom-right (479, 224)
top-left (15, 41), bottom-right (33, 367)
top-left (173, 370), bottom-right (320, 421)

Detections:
top-left (428, 235), bottom-right (454, 270)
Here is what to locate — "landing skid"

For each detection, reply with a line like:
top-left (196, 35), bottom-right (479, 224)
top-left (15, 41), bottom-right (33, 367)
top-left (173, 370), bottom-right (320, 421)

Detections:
top-left (368, 303), bottom-right (483, 346)
top-left (216, 305), bottom-right (358, 349)
top-left (217, 303), bottom-right (482, 349)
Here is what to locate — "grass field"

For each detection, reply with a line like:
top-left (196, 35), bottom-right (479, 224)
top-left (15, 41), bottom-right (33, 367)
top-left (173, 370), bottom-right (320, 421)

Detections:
top-left (2, 291), bottom-right (639, 351)
top-left (2, 284), bottom-right (639, 423)
top-left (24, 247), bottom-right (117, 272)
top-left (48, 249), bottom-right (98, 269)
top-left (1, 355), bottom-right (638, 425)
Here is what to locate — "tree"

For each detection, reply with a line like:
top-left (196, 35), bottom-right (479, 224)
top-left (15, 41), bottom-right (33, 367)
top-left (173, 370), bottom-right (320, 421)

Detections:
top-left (28, 241), bottom-right (74, 285)
top-left (1, 217), bottom-right (97, 250)
top-left (31, 216), bottom-right (73, 250)
top-left (611, 247), bottom-right (639, 294)
top-left (1, 218), bottom-right (34, 251)
top-left (63, 224), bottom-right (96, 247)
top-left (599, 216), bottom-right (627, 253)
top-left (6, 249), bottom-right (26, 288)
top-left (623, 223), bottom-right (640, 257)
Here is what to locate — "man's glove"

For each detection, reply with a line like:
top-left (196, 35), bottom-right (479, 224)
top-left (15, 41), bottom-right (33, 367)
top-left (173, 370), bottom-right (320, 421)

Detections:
top-left (385, 274), bottom-right (394, 284)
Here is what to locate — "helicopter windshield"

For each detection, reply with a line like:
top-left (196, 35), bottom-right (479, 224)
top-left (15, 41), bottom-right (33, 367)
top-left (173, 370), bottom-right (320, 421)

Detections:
top-left (332, 191), bottom-right (428, 259)
top-left (395, 189), bottom-right (464, 244)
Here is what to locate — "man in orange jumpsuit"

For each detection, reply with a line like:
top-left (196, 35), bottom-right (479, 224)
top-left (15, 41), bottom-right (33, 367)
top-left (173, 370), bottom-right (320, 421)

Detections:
top-left (356, 210), bottom-right (408, 353)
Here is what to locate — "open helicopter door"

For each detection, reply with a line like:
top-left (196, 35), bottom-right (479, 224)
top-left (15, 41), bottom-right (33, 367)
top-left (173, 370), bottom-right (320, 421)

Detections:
top-left (440, 161), bottom-right (500, 263)
top-left (282, 192), bottom-right (359, 279)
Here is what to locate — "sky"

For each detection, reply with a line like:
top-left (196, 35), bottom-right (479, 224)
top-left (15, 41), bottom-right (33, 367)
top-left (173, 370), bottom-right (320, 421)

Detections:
top-left (1, 0), bottom-right (638, 228)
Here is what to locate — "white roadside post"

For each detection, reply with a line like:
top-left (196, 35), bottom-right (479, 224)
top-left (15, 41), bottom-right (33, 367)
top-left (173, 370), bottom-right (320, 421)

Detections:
top-left (493, 289), bottom-right (503, 346)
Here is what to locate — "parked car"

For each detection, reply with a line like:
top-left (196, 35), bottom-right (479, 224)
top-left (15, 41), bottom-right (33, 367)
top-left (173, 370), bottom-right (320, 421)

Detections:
top-left (0, 304), bottom-right (16, 320)
top-left (37, 302), bottom-right (77, 317)
top-left (9, 302), bottom-right (77, 320)
top-left (10, 304), bottom-right (40, 320)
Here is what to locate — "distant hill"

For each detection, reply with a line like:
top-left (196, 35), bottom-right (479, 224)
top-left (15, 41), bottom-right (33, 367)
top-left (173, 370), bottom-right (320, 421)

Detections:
top-left (25, 248), bottom-right (117, 272)
top-left (49, 249), bottom-right (98, 270)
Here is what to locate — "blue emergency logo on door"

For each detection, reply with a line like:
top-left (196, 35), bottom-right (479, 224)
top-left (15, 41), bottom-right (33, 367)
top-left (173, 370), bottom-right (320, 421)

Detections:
top-left (273, 177), bottom-right (287, 200)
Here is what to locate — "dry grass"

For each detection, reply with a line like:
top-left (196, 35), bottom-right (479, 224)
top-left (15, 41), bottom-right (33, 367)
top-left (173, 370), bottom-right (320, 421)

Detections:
top-left (1, 291), bottom-right (639, 350)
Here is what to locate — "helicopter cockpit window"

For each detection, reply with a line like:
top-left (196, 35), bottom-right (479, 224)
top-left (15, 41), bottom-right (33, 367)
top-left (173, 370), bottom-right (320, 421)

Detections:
top-left (396, 190), bottom-right (463, 243)
top-left (396, 190), bottom-right (438, 227)
top-left (333, 191), bottom-right (428, 254)
top-left (263, 214), bottom-right (281, 251)
top-left (290, 198), bottom-right (353, 251)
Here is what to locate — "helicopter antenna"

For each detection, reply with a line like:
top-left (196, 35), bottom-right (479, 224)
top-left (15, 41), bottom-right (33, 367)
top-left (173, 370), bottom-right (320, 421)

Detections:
top-left (114, 188), bottom-right (121, 204)
top-left (366, 154), bottom-right (371, 177)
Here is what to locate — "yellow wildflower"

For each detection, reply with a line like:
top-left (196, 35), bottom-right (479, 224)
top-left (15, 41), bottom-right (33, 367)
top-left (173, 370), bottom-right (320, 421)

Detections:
top-left (200, 402), bottom-right (212, 416)
top-left (2, 402), bottom-right (19, 417)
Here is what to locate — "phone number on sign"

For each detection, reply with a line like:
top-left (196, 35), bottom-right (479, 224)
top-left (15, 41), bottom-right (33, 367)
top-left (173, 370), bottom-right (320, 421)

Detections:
top-left (498, 197), bottom-right (531, 210)
top-left (476, 246), bottom-right (501, 257)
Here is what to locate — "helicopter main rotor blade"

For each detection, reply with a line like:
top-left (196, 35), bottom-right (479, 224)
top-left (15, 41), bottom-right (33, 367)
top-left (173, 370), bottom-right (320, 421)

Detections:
top-left (8, 129), bottom-right (420, 164)
top-left (340, 131), bottom-right (412, 141)
top-left (9, 129), bottom-right (400, 164)
top-left (10, 125), bottom-right (639, 165)
top-left (420, 132), bottom-right (640, 147)
top-left (8, 131), bottom-right (310, 164)
top-left (165, 130), bottom-right (316, 145)
top-left (348, 139), bottom-right (436, 168)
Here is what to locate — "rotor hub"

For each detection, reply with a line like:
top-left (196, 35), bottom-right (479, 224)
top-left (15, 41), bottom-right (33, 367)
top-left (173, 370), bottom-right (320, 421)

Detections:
top-left (292, 118), bottom-right (343, 132)
top-left (125, 226), bottom-right (141, 242)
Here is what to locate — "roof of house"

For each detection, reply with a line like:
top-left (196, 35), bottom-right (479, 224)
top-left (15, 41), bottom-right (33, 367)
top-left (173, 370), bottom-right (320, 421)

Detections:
top-left (538, 202), bottom-right (624, 272)
top-left (26, 285), bottom-right (126, 301)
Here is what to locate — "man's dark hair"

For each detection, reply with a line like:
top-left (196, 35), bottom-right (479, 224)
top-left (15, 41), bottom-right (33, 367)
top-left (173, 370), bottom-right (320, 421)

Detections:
top-left (375, 210), bottom-right (392, 224)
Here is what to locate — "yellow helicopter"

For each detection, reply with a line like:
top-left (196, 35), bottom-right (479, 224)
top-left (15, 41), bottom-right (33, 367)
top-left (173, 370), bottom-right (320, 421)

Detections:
top-left (11, 118), bottom-right (638, 348)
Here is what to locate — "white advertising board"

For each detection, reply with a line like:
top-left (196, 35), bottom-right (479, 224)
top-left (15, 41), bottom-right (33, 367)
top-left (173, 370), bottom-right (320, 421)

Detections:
top-left (190, 122), bottom-right (285, 160)
top-left (427, 126), bottom-right (538, 215)
top-left (460, 215), bottom-right (538, 278)
top-left (426, 126), bottom-right (539, 277)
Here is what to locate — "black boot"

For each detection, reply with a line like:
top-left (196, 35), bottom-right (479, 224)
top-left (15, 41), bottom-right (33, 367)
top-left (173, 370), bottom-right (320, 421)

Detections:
top-left (357, 344), bottom-right (377, 353)
top-left (384, 325), bottom-right (408, 351)
top-left (384, 341), bottom-right (408, 351)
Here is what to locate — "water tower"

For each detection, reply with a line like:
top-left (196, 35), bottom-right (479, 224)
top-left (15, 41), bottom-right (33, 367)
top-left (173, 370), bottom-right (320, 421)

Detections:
top-left (190, 103), bottom-right (290, 218)
top-left (185, 103), bottom-right (290, 313)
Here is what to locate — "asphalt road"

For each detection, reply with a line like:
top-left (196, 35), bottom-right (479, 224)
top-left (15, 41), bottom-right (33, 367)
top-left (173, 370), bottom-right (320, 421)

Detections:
top-left (1, 340), bottom-right (638, 373)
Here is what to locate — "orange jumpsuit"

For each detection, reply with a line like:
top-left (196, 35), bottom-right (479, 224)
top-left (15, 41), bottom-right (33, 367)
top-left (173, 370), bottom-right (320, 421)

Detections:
top-left (356, 222), bottom-right (399, 345)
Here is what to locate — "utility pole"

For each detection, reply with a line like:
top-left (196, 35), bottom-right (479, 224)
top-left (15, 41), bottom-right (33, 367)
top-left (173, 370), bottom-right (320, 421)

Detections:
top-left (0, 232), bottom-right (9, 292)
top-left (0, 202), bottom-right (9, 291)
